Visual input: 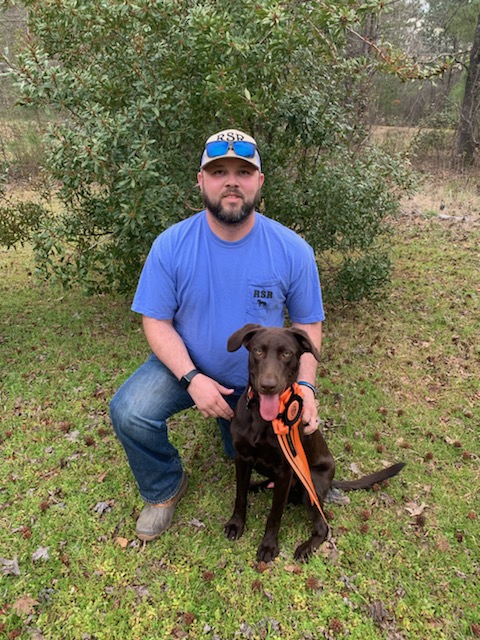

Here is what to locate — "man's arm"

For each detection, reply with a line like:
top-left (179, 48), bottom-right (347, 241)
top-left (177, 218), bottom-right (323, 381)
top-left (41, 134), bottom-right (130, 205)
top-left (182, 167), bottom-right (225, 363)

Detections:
top-left (291, 321), bottom-right (322, 435)
top-left (142, 316), bottom-right (234, 420)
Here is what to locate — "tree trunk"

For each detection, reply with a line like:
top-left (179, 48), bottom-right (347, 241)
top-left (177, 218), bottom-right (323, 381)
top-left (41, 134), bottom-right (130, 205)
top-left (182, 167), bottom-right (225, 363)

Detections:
top-left (455, 11), bottom-right (480, 166)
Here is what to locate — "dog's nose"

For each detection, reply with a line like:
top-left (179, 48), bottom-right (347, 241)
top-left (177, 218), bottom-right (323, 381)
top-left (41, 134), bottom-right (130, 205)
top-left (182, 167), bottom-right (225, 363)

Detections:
top-left (259, 378), bottom-right (277, 394)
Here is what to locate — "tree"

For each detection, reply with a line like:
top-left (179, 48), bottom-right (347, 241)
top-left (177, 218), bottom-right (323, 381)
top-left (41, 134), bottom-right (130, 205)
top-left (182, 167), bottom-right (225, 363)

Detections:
top-left (371, 0), bottom-right (480, 133)
top-left (456, 9), bottom-right (480, 164)
top-left (9, 0), bottom-right (415, 301)
top-left (420, 0), bottom-right (480, 164)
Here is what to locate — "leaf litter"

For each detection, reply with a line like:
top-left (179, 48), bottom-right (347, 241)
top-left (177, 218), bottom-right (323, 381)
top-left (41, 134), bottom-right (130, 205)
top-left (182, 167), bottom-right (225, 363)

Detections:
top-left (0, 556), bottom-right (21, 576)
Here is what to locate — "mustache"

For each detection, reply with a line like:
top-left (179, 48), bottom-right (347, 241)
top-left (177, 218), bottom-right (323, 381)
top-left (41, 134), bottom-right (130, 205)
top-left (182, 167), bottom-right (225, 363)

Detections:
top-left (222, 189), bottom-right (243, 197)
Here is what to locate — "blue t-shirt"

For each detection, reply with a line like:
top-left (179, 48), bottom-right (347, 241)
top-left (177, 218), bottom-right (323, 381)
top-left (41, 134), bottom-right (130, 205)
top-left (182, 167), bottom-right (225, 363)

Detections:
top-left (132, 211), bottom-right (324, 391)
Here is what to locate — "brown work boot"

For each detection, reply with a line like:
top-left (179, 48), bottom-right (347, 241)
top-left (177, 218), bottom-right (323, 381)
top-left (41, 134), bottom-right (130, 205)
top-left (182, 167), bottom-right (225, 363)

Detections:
top-left (136, 473), bottom-right (188, 542)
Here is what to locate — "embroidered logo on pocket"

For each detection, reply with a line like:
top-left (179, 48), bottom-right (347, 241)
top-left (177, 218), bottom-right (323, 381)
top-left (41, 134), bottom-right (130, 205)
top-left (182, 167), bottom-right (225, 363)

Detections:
top-left (245, 281), bottom-right (284, 322)
top-left (253, 288), bottom-right (273, 308)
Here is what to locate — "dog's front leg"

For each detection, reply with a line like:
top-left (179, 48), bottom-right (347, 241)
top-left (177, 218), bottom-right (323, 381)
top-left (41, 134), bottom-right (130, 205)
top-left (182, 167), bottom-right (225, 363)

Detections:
top-left (224, 457), bottom-right (253, 541)
top-left (256, 469), bottom-right (292, 562)
top-left (293, 500), bottom-right (330, 561)
top-left (293, 453), bottom-right (334, 561)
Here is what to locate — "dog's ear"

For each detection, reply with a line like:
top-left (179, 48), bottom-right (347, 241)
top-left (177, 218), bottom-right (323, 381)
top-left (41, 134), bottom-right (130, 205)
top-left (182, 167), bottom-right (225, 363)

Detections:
top-left (288, 328), bottom-right (321, 362)
top-left (227, 324), bottom-right (263, 352)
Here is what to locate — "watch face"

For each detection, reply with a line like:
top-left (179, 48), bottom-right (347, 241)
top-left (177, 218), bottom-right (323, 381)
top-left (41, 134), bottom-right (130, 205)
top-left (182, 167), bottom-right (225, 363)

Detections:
top-left (180, 369), bottom-right (199, 389)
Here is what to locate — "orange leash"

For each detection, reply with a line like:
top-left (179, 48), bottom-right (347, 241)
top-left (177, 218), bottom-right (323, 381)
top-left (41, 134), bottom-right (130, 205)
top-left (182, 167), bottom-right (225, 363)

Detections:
top-left (272, 383), bottom-right (330, 530)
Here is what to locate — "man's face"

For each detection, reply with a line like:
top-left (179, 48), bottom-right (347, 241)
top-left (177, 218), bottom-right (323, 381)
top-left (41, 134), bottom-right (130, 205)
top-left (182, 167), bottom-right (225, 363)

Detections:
top-left (198, 158), bottom-right (265, 225)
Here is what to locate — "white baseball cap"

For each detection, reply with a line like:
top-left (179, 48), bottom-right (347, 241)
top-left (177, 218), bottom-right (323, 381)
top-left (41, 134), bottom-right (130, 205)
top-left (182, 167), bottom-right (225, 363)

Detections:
top-left (200, 129), bottom-right (262, 171)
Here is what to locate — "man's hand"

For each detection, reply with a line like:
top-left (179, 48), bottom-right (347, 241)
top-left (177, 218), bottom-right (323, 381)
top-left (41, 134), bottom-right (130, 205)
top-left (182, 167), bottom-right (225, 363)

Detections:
top-left (142, 317), bottom-right (234, 421)
top-left (301, 387), bottom-right (319, 435)
top-left (187, 373), bottom-right (234, 420)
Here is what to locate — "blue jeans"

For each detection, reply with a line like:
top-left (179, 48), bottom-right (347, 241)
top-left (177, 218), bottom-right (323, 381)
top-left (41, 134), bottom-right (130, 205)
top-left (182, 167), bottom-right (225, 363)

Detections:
top-left (110, 353), bottom-right (240, 504)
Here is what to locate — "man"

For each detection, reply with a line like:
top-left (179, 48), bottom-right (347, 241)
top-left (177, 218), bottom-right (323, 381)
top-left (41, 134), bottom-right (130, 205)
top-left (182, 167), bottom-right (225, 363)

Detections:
top-left (110, 129), bottom-right (325, 542)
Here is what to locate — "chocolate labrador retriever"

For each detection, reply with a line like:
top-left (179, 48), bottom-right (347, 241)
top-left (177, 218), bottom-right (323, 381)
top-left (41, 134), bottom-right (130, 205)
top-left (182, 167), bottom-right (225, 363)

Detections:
top-left (225, 323), bottom-right (405, 562)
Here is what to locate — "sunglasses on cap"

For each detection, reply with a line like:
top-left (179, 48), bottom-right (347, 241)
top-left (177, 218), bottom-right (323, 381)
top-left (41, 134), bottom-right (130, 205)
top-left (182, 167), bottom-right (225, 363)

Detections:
top-left (205, 140), bottom-right (257, 159)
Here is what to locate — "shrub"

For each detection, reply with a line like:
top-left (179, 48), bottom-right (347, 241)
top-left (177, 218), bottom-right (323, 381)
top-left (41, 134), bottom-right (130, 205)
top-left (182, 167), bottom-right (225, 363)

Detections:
top-left (0, 183), bottom-right (46, 247)
top-left (12, 0), bottom-right (414, 300)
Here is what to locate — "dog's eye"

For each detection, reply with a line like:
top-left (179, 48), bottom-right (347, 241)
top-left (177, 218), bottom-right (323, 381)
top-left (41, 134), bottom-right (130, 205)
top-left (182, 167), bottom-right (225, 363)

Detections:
top-left (282, 350), bottom-right (292, 359)
top-left (253, 347), bottom-right (264, 356)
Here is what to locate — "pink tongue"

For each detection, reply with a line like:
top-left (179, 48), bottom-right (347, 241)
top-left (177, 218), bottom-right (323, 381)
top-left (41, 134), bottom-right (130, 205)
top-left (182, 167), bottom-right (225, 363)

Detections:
top-left (259, 394), bottom-right (280, 422)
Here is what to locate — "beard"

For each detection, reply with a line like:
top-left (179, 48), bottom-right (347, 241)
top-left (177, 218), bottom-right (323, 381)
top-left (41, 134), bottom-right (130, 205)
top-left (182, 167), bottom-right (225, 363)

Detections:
top-left (202, 188), bottom-right (261, 225)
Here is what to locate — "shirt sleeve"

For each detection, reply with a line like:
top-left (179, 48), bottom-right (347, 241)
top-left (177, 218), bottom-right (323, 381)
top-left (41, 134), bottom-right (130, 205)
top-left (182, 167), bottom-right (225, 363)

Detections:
top-left (131, 235), bottom-right (178, 320)
top-left (286, 242), bottom-right (325, 324)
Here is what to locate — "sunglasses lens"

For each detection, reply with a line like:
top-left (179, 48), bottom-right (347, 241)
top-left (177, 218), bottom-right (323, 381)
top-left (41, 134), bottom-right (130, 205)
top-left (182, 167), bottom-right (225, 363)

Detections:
top-left (232, 141), bottom-right (256, 158)
top-left (205, 141), bottom-right (229, 157)
top-left (205, 140), bottom-right (257, 159)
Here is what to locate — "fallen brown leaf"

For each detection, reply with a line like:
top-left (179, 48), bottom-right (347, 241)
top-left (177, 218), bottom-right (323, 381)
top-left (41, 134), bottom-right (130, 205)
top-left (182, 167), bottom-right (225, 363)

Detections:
top-left (93, 500), bottom-right (114, 515)
top-left (115, 537), bottom-right (128, 549)
top-left (0, 556), bottom-right (21, 576)
top-left (284, 564), bottom-right (303, 574)
top-left (405, 501), bottom-right (427, 517)
top-left (31, 546), bottom-right (50, 562)
top-left (319, 538), bottom-right (339, 563)
top-left (13, 595), bottom-right (39, 616)
top-left (436, 536), bottom-right (450, 552)
top-left (97, 471), bottom-right (108, 483)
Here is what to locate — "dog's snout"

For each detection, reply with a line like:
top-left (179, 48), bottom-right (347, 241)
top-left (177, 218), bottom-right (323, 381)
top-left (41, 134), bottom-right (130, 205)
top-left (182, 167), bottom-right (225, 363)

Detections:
top-left (253, 344), bottom-right (294, 395)
top-left (258, 377), bottom-right (278, 394)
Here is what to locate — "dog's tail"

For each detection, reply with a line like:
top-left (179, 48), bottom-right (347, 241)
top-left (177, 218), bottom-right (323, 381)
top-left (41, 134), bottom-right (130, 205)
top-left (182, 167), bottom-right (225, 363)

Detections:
top-left (332, 462), bottom-right (405, 491)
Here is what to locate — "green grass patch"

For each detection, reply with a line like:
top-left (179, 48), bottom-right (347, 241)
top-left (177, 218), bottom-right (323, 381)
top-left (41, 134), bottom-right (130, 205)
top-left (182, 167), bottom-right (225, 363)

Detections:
top-left (1, 209), bottom-right (479, 639)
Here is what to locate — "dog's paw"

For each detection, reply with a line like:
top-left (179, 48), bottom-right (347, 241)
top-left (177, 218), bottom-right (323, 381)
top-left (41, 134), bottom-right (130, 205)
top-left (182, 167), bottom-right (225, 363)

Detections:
top-left (294, 534), bottom-right (329, 562)
top-left (224, 518), bottom-right (244, 540)
top-left (256, 541), bottom-right (279, 563)
top-left (293, 541), bottom-right (315, 562)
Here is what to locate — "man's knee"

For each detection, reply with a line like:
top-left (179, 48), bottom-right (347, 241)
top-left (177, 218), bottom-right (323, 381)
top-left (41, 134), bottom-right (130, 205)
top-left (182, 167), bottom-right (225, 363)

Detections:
top-left (109, 393), bottom-right (121, 433)
top-left (109, 386), bottom-right (132, 436)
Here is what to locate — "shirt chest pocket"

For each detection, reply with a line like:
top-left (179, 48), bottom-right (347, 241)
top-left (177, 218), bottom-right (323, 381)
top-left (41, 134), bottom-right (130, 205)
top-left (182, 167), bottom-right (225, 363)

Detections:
top-left (245, 281), bottom-right (285, 323)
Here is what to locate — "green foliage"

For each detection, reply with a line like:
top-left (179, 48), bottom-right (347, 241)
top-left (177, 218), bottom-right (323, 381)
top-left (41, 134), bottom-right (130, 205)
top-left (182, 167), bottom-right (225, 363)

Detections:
top-left (0, 198), bottom-right (45, 246)
top-left (12, 0), bottom-right (412, 300)
top-left (0, 172), bottom-right (47, 246)
top-left (0, 117), bottom-right (47, 247)
top-left (267, 146), bottom-right (412, 301)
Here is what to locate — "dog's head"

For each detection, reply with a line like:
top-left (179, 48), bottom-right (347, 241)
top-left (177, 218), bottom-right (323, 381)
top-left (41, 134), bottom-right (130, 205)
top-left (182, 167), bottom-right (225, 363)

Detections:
top-left (228, 324), bottom-right (321, 421)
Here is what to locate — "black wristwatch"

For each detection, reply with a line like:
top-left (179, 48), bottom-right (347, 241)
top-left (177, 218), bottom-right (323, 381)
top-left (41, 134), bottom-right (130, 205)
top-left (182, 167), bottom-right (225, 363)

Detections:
top-left (178, 368), bottom-right (200, 390)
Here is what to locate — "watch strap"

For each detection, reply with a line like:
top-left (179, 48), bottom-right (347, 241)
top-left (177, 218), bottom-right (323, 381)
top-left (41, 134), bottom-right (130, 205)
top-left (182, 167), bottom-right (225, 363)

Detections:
top-left (179, 368), bottom-right (200, 390)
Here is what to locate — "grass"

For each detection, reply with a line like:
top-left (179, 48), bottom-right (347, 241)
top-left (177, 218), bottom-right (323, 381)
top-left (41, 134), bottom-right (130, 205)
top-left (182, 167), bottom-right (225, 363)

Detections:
top-left (1, 184), bottom-right (479, 639)
top-left (0, 118), bottom-right (45, 180)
